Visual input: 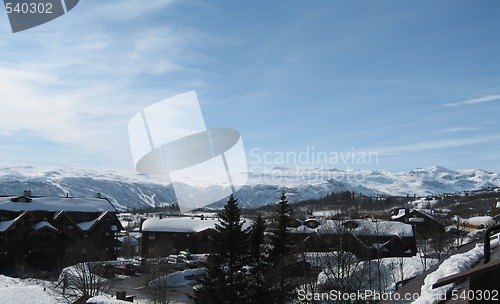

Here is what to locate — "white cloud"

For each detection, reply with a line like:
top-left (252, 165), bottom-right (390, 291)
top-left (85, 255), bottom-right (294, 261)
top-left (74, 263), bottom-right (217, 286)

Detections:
top-left (0, 0), bottom-right (206, 167)
top-left (444, 95), bottom-right (500, 107)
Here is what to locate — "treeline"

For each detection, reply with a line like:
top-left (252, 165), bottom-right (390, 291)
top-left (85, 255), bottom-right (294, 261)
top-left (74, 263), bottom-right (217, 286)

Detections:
top-left (128, 204), bottom-right (180, 215)
top-left (251, 191), bottom-right (408, 219)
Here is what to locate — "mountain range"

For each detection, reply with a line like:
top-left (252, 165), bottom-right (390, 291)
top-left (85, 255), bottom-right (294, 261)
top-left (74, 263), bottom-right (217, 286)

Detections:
top-left (0, 163), bottom-right (498, 211)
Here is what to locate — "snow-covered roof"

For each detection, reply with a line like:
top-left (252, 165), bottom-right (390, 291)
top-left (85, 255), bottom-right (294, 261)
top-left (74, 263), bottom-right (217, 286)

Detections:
top-left (0, 196), bottom-right (117, 213)
top-left (288, 219), bottom-right (413, 237)
top-left (287, 225), bottom-right (316, 234)
top-left (391, 209), bottom-right (406, 220)
top-left (0, 212), bottom-right (33, 232)
top-left (463, 216), bottom-right (494, 227)
top-left (142, 217), bottom-right (253, 233)
top-left (356, 220), bottom-right (413, 237)
top-left (32, 221), bottom-right (58, 232)
top-left (0, 217), bottom-right (17, 232)
top-left (118, 235), bottom-right (139, 246)
top-left (317, 220), bottom-right (414, 237)
top-left (78, 219), bottom-right (98, 231)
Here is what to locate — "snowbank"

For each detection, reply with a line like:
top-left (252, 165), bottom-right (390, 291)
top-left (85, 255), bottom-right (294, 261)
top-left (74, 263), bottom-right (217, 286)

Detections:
top-left (150, 268), bottom-right (207, 288)
top-left (315, 255), bottom-right (438, 292)
top-left (413, 234), bottom-right (500, 304)
top-left (0, 275), bottom-right (58, 304)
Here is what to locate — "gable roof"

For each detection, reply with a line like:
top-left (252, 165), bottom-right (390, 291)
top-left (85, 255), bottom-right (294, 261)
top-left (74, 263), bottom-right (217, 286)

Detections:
top-left (31, 221), bottom-right (60, 233)
top-left (0, 211), bottom-right (37, 233)
top-left (77, 211), bottom-right (123, 231)
top-left (53, 210), bottom-right (80, 229)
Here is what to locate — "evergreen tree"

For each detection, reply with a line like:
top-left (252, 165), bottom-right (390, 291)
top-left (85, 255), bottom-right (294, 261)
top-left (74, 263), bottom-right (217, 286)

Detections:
top-left (247, 214), bottom-right (269, 303)
top-left (268, 193), bottom-right (296, 304)
top-left (192, 194), bottom-right (250, 304)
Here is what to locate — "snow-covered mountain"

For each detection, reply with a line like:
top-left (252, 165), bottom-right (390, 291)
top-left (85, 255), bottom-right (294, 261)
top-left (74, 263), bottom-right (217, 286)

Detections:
top-left (0, 164), bottom-right (498, 211)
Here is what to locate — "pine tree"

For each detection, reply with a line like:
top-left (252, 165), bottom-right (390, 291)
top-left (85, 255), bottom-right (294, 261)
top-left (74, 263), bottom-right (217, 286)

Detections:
top-left (268, 193), bottom-right (296, 304)
top-left (247, 214), bottom-right (269, 303)
top-left (192, 194), bottom-right (250, 304)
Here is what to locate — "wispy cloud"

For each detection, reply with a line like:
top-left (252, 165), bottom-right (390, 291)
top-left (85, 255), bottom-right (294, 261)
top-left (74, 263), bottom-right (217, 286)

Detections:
top-left (437, 126), bottom-right (479, 133)
top-left (374, 135), bottom-right (500, 155)
top-left (444, 95), bottom-right (500, 107)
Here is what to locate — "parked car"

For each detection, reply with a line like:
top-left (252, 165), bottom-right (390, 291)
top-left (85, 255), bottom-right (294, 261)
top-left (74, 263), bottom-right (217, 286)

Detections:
top-left (167, 254), bottom-right (199, 270)
top-left (114, 263), bottom-right (136, 275)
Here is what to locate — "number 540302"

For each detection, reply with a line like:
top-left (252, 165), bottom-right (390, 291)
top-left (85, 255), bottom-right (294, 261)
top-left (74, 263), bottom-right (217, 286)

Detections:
top-left (451, 289), bottom-right (499, 301)
top-left (5, 2), bottom-right (53, 14)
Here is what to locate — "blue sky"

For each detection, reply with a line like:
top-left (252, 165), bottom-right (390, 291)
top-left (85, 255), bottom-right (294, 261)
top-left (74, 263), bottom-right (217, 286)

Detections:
top-left (0, 0), bottom-right (499, 173)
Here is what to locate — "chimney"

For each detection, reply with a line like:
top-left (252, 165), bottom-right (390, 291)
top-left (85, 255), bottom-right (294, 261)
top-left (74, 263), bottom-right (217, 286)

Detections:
top-left (96, 192), bottom-right (102, 199)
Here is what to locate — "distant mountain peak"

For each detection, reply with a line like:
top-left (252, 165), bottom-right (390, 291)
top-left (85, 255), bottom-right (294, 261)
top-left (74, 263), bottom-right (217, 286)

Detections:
top-left (0, 163), bottom-right (498, 210)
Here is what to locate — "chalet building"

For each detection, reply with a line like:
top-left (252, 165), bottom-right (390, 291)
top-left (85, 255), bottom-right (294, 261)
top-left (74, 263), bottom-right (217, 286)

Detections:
top-left (391, 208), bottom-right (446, 238)
top-left (117, 235), bottom-right (140, 257)
top-left (288, 218), bottom-right (417, 260)
top-left (141, 217), bottom-right (253, 258)
top-left (0, 192), bottom-right (123, 272)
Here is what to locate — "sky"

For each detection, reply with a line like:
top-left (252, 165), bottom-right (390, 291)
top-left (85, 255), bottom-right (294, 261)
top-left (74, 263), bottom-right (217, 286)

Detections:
top-left (0, 0), bottom-right (499, 174)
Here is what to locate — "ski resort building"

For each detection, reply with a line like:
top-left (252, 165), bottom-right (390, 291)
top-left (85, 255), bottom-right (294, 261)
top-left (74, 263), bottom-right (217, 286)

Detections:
top-left (391, 208), bottom-right (446, 238)
top-left (0, 191), bottom-right (123, 272)
top-left (141, 216), bottom-right (253, 257)
top-left (288, 218), bottom-right (417, 260)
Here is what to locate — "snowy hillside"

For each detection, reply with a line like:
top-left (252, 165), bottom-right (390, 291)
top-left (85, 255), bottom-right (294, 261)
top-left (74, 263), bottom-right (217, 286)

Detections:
top-left (0, 163), bottom-right (498, 211)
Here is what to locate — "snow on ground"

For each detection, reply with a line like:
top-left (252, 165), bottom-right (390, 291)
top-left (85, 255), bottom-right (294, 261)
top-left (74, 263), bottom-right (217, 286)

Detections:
top-left (413, 233), bottom-right (500, 304)
top-left (0, 272), bottom-right (154, 304)
top-left (314, 254), bottom-right (439, 292)
top-left (150, 268), bottom-right (207, 288)
top-left (87, 295), bottom-right (131, 304)
top-left (0, 275), bottom-right (59, 304)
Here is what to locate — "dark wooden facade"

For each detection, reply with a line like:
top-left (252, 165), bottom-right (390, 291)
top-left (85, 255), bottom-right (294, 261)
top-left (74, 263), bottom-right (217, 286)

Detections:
top-left (0, 195), bottom-right (123, 273)
top-left (141, 229), bottom-right (212, 257)
top-left (141, 217), bottom-right (253, 258)
top-left (290, 219), bottom-right (417, 260)
top-left (392, 209), bottom-right (446, 238)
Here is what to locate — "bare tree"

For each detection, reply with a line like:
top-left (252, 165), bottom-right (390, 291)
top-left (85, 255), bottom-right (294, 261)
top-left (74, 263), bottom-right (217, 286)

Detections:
top-left (54, 240), bottom-right (114, 303)
top-left (313, 221), bottom-right (364, 295)
top-left (143, 259), bottom-right (174, 304)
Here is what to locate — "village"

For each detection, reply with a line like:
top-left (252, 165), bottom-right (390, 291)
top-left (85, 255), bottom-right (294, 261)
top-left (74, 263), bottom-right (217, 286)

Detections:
top-left (1, 188), bottom-right (499, 303)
